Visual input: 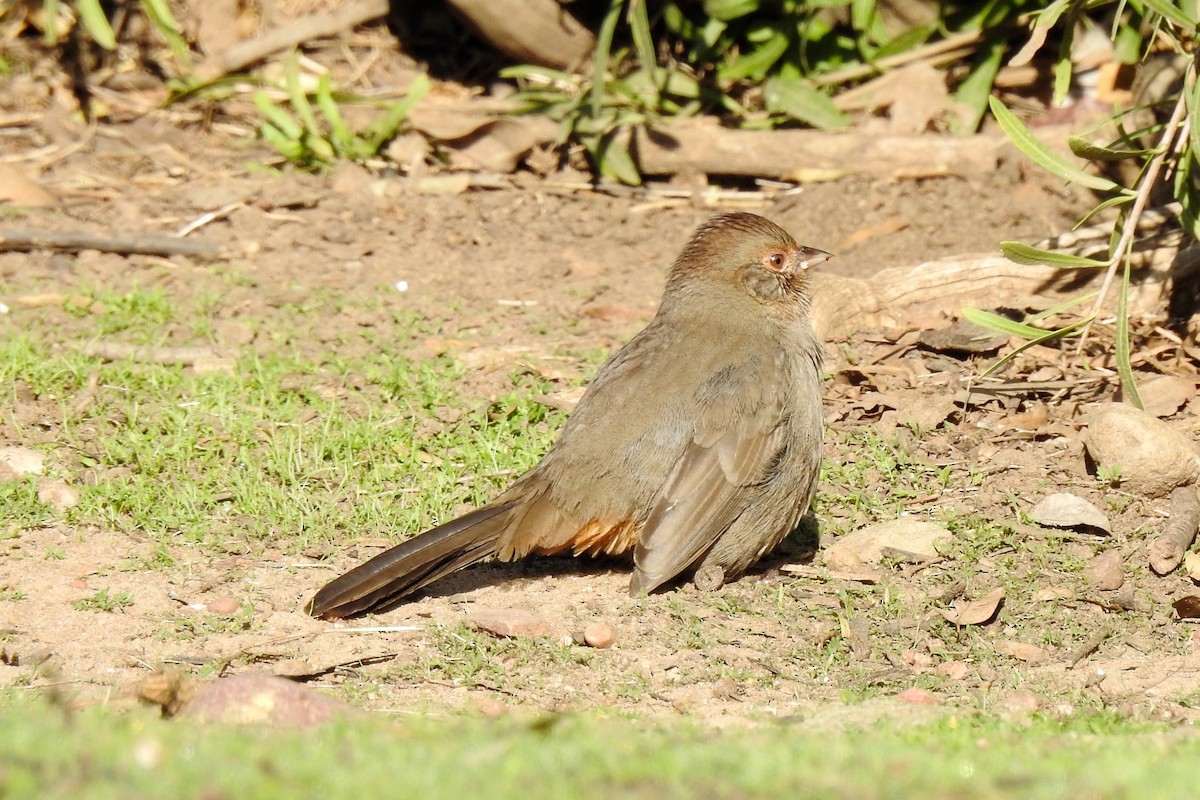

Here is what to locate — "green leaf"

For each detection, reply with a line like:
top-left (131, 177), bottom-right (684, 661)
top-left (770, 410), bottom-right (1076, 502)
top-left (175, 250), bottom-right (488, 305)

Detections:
top-left (591, 0), bottom-right (622, 117)
top-left (253, 93), bottom-right (303, 140)
top-left (77, 0), bottom-right (117, 49)
top-left (1139, 0), bottom-right (1197, 28)
top-left (763, 77), bottom-right (850, 129)
top-left (594, 131), bottom-right (641, 186)
top-left (1112, 24), bottom-right (1144, 63)
top-left (627, 0), bottom-right (658, 87)
top-left (1115, 257), bottom-right (1142, 408)
top-left (315, 74), bottom-right (351, 155)
top-left (1068, 135), bottom-right (1152, 161)
top-left (703, 0), bottom-right (761, 21)
top-left (961, 307), bottom-right (1047, 339)
top-left (367, 73), bottom-right (431, 151)
top-left (1000, 242), bottom-right (1109, 268)
top-left (872, 24), bottom-right (933, 62)
top-left (718, 32), bottom-right (789, 81)
top-left (283, 53), bottom-right (320, 136)
top-left (139, 0), bottom-right (192, 71)
top-left (952, 38), bottom-right (1005, 133)
top-left (1076, 194), bottom-right (1135, 227)
top-left (499, 65), bottom-right (576, 85)
top-left (989, 97), bottom-right (1124, 192)
top-left (42, 0), bottom-right (60, 44)
top-left (1052, 54), bottom-right (1073, 107)
top-left (974, 315), bottom-right (1090, 378)
top-left (260, 123), bottom-right (304, 161)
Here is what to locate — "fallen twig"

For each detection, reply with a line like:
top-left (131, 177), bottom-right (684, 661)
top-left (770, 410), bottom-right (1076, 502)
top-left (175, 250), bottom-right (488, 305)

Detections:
top-left (1067, 627), bottom-right (1109, 668)
top-left (0, 228), bottom-right (224, 259)
top-left (1149, 485), bottom-right (1200, 576)
top-left (194, 0), bottom-right (389, 82)
top-left (78, 342), bottom-right (222, 365)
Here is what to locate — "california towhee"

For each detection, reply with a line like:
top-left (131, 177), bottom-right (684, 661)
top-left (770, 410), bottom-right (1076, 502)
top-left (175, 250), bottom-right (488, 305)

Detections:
top-left (308, 212), bottom-right (828, 618)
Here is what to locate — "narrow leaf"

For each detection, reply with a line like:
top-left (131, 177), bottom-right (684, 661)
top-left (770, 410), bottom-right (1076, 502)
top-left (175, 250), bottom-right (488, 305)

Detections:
top-left (961, 307), bottom-right (1047, 339)
top-left (628, 0), bottom-right (658, 86)
top-left (1115, 256), bottom-right (1143, 408)
top-left (140, 0), bottom-right (192, 71)
top-left (77, 0), bottom-right (117, 49)
top-left (591, 0), bottom-right (623, 117)
top-left (703, 0), bottom-right (761, 21)
top-left (976, 316), bottom-right (1090, 377)
top-left (953, 38), bottom-right (1005, 133)
top-left (718, 33), bottom-right (789, 81)
top-left (253, 93), bottom-right (303, 139)
top-left (763, 77), bottom-right (850, 129)
top-left (1076, 194), bottom-right (1134, 227)
top-left (1000, 241), bottom-right (1109, 268)
top-left (989, 97), bottom-right (1123, 192)
top-left (1068, 135), bottom-right (1151, 161)
top-left (1139, 0), bottom-right (1197, 28)
top-left (594, 131), bottom-right (642, 185)
top-left (367, 73), bottom-right (431, 150)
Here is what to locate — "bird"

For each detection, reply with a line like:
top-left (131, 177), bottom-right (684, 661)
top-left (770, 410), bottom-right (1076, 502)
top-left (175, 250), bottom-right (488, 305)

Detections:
top-left (307, 212), bottom-right (829, 619)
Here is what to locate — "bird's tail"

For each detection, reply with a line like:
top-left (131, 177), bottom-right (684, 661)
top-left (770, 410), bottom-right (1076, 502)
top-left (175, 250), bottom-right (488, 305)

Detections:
top-left (307, 502), bottom-right (516, 619)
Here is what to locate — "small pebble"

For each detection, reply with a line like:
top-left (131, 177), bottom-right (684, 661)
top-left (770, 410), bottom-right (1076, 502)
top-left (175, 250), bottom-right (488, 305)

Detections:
top-left (36, 479), bottom-right (80, 511)
top-left (896, 687), bottom-right (940, 706)
top-left (205, 597), bottom-right (240, 615)
top-left (582, 622), bottom-right (616, 649)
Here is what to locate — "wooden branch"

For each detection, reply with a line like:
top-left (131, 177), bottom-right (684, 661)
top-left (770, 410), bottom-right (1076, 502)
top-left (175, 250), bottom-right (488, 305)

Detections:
top-left (635, 120), bottom-right (1006, 180)
top-left (0, 229), bottom-right (224, 259)
top-left (1149, 486), bottom-right (1200, 576)
top-left (194, 0), bottom-right (390, 82)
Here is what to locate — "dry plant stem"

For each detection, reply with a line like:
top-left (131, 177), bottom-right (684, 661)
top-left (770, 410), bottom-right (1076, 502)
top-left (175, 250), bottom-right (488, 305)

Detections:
top-left (1149, 485), bottom-right (1200, 576)
top-left (194, 0), bottom-right (390, 82)
top-left (1078, 66), bottom-right (1192, 352)
top-left (812, 29), bottom-right (983, 86)
top-left (0, 229), bottom-right (224, 259)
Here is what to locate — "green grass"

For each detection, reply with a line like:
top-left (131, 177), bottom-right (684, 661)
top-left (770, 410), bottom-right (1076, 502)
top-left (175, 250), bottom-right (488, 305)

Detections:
top-left (0, 321), bottom-right (566, 555)
top-left (2, 698), bottom-right (1197, 799)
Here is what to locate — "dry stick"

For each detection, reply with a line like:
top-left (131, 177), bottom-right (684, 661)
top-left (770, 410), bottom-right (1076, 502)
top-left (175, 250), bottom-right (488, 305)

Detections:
top-left (813, 29), bottom-right (983, 86)
top-left (1149, 485), bottom-right (1200, 576)
top-left (79, 342), bottom-right (221, 365)
top-left (1067, 627), bottom-right (1109, 669)
top-left (0, 229), bottom-right (224, 259)
top-left (1078, 68), bottom-right (1191, 353)
top-left (194, 0), bottom-right (390, 82)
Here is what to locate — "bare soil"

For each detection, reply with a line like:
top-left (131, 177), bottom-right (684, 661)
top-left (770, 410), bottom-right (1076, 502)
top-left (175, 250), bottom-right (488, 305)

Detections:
top-left (3, 32), bottom-right (1200, 728)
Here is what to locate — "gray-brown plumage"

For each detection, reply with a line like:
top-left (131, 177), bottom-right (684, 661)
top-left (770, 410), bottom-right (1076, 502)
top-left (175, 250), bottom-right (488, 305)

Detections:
top-left (307, 212), bottom-right (828, 619)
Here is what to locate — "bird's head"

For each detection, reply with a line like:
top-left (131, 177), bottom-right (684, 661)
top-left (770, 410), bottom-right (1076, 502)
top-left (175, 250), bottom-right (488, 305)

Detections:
top-left (666, 212), bottom-right (830, 311)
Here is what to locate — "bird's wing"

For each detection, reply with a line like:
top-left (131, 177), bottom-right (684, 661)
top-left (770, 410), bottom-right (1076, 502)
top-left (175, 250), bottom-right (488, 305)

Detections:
top-left (631, 394), bottom-right (786, 594)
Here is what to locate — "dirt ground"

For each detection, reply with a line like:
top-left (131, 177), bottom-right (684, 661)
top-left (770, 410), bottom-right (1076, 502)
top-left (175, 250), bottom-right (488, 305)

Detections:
top-left (3, 25), bottom-right (1200, 727)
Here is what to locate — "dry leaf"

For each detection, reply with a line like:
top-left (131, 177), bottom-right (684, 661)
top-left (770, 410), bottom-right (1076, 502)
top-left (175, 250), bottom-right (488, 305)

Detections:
top-left (823, 519), bottom-right (952, 566)
top-left (1173, 596), bottom-right (1200, 619)
top-left (1184, 551), bottom-right (1200, 583)
top-left (1140, 375), bottom-right (1198, 419)
top-left (936, 587), bottom-right (1004, 626)
top-left (1029, 493), bottom-right (1111, 536)
top-left (994, 639), bottom-right (1049, 663)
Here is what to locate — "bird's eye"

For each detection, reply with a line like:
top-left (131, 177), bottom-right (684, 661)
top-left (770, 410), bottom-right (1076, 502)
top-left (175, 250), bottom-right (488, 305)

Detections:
top-left (766, 253), bottom-right (785, 270)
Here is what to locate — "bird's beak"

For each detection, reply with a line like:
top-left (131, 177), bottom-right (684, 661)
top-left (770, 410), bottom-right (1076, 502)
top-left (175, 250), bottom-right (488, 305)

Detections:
top-left (796, 247), bottom-right (832, 271)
